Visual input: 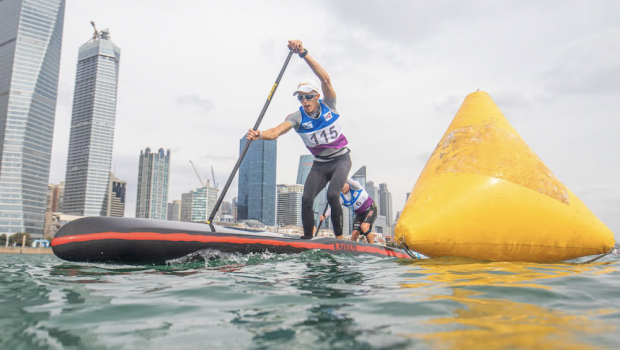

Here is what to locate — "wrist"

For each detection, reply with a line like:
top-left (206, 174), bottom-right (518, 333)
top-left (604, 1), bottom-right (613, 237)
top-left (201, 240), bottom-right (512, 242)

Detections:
top-left (258, 130), bottom-right (263, 139)
top-left (299, 48), bottom-right (308, 58)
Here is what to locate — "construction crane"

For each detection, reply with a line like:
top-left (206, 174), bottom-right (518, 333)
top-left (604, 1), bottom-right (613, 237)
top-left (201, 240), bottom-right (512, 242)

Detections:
top-left (189, 160), bottom-right (208, 188)
top-left (90, 21), bottom-right (98, 41)
top-left (211, 166), bottom-right (218, 190)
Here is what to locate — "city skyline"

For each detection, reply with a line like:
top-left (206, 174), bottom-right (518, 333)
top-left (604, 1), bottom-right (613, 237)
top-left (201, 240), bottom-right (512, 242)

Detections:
top-left (39, 1), bottom-right (618, 237)
top-left (0, 0), bottom-right (66, 238)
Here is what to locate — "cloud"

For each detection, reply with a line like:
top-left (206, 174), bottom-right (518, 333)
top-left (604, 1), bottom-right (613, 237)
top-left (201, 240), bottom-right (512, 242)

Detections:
top-left (433, 94), bottom-right (463, 116)
top-left (176, 94), bottom-right (215, 112)
top-left (541, 28), bottom-right (620, 96)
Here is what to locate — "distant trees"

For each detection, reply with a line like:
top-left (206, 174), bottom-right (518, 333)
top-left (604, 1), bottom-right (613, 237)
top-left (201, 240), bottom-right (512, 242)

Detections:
top-left (0, 232), bottom-right (32, 247)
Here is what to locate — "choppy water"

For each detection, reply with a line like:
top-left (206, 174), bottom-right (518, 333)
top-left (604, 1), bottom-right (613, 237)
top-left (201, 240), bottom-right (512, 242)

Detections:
top-left (1, 251), bottom-right (619, 350)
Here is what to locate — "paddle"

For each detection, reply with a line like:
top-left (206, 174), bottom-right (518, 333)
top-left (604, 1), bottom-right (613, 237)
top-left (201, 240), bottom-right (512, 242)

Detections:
top-left (314, 202), bottom-right (330, 237)
top-left (207, 50), bottom-right (294, 225)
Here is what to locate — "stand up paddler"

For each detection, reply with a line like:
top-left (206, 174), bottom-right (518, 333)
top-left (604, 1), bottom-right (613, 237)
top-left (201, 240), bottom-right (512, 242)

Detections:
top-left (246, 39), bottom-right (351, 239)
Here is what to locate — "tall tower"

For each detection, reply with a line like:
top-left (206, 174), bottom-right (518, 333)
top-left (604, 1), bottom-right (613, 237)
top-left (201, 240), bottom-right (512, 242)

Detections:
top-left (179, 185), bottom-right (218, 223)
top-left (63, 23), bottom-right (121, 216)
top-left (0, 0), bottom-right (66, 238)
top-left (296, 155), bottom-right (313, 185)
top-left (238, 138), bottom-right (276, 226)
top-left (167, 200), bottom-right (182, 221)
top-left (106, 173), bottom-right (125, 217)
top-left (277, 184), bottom-right (303, 227)
top-left (379, 183), bottom-right (393, 226)
top-left (136, 148), bottom-right (170, 220)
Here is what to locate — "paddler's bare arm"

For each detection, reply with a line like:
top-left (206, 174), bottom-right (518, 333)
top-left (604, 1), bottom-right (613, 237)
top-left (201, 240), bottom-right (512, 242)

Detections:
top-left (287, 40), bottom-right (336, 100)
top-left (246, 121), bottom-right (292, 141)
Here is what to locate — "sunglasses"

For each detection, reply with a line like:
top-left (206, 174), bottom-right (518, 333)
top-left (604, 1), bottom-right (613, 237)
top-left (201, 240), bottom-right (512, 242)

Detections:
top-left (296, 93), bottom-right (317, 101)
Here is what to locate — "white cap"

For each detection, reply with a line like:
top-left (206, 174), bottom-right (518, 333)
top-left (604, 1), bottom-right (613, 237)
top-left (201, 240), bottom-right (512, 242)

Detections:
top-left (293, 79), bottom-right (319, 95)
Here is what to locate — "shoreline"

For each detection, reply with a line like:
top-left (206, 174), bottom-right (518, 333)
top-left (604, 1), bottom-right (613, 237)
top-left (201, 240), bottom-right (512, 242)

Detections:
top-left (0, 247), bottom-right (54, 255)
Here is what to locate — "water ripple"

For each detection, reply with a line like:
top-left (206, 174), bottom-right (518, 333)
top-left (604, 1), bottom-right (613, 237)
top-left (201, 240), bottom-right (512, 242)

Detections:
top-left (1, 252), bottom-right (619, 349)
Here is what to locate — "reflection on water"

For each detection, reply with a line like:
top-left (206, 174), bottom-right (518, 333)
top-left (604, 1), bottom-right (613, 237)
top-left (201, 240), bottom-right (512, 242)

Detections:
top-left (401, 258), bottom-right (617, 349)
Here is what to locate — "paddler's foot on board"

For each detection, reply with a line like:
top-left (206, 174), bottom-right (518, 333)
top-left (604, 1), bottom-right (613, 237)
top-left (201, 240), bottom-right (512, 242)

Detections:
top-left (335, 235), bottom-right (344, 240)
top-left (300, 235), bottom-right (313, 240)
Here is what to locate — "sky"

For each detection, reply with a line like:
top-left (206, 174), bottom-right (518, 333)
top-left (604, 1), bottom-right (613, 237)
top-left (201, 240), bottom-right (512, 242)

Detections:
top-left (49, 0), bottom-right (619, 237)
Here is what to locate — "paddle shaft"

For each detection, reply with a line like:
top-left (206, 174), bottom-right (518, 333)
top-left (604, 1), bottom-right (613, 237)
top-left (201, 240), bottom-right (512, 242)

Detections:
top-left (207, 50), bottom-right (294, 224)
top-left (314, 202), bottom-right (330, 237)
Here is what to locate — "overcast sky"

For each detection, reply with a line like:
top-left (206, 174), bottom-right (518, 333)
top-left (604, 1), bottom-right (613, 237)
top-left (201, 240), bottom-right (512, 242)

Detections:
top-left (49, 0), bottom-right (619, 237)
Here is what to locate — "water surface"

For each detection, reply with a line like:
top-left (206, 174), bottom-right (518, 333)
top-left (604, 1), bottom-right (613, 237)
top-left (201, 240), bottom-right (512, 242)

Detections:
top-left (1, 251), bottom-right (619, 349)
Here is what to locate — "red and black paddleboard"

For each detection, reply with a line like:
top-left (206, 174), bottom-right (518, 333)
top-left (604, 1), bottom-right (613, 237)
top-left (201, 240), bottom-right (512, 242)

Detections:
top-left (52, 217), bottom-right (413, 265)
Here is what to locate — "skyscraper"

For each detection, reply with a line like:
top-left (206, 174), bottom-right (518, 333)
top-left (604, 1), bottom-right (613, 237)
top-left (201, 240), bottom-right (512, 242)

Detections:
top-left (136, 148), bottom-right (170, 220)
top-left (167, 200), bottom-right (182, 221)
top-left (106, 173), bottom-right (125, 217)
top-left (180, 192), bottom-right (192, 222)
top-left (232, 197), bottom-right (238, 222)
top-left (296, 155), bottom-right (314, 185)
top-left (365, 180), bottom-right (379, 208)
top-left (277, 184), bottom-right (303, 227)
top-left (0, 0), bottom-right (65, 238)
top-left (238, 138), bottom-right (276, 226)
top-left (352, 166), bottom-right (367, 189)
top-left (179, 185), bottom-right (218, 223)
top-left (296, 154), bottom-right (328, 227)
top-left (46, 182), bottom-right (64, 213)
top-left (379, 183), bottom-right (393, 226)
top-left (221, 201), bottom-right (232, 216)
top-left (44, 182), bottom-right (64, 238)
top-left (63, 25), bottom-right (121, 216)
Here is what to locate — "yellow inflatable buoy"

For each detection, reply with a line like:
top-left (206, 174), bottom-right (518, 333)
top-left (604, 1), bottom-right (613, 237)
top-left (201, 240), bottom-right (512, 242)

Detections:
top-left (395, 91), bottom-right (614, 262)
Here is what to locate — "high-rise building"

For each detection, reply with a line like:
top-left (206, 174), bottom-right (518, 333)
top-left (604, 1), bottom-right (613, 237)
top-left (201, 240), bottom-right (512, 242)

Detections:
top-left (296, 154), bottom-right (328, 227)
top-left (136, 148), bottom-right (170, 220)
top-left (374, 215), bottom-right (388, 237)
top-left (180, 185), bottom-right (218, 222)
top-left (237, 138), bottom-right (276, 226)
top-left (221, 201), bottom-right (232, 216)
top-left (44, 182), bottom-right (64, 238)
top-left (296, 155), bottom-right (314, 185)
top-left (379, 183), bottom-right (393, 226)
top-left (46, 182), bottom-right (64, 213)
top-left (352, 166), bottom-right (366, 189)
top-left (365, 180), bottom-right (379, 209)
top-left (106, 173), bottom-right (125, 217)
top-left (180, 192), bottom-right (192, 222)
top-left (0, 0), bottom-right (66, 238)
top-left (63, 25), bottom-right (121, 217)
top-left (219, 200), bottom-right (233, 222)
top-left (277, 184), bottom-right (303, 227)
top-left (167, 200), bottom-right (182, 221)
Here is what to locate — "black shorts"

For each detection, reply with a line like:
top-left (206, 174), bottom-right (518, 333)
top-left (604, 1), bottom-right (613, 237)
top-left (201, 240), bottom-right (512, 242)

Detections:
top-left (352, 202), bottom-right (378, 235)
